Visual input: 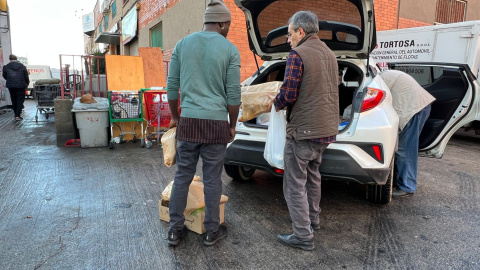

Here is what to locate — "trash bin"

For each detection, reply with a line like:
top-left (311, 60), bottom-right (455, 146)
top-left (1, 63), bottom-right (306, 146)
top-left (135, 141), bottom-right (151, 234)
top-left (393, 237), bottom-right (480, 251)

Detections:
top-left (72, 97), bottom-right (109, 148)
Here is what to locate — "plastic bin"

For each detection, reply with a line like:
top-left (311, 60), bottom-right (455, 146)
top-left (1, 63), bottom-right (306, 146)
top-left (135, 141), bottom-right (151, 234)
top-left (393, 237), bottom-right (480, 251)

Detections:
top-left (72, 97), bottom-right (109, 148)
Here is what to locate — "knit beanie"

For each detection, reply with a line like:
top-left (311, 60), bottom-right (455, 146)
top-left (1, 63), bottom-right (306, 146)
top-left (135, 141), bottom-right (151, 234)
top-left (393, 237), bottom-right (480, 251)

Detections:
top-left (204, 0), bottom-right (231, 23)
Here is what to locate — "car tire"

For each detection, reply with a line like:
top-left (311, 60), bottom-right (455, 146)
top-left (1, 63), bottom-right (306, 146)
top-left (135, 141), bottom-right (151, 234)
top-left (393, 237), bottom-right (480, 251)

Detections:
top-left (224, 164), bottom-right (255, 181)
top-left (366, 159), bottom-right (394, 204)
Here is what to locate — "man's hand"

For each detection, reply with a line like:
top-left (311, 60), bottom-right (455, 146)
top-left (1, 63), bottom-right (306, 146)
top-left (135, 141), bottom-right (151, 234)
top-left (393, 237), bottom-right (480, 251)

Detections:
top-left (169, 117), bottom-right (178, 129)
top-left (267, 94), bottom-right (277, 112)
top-left (229, 127), bottom-right (236, 143)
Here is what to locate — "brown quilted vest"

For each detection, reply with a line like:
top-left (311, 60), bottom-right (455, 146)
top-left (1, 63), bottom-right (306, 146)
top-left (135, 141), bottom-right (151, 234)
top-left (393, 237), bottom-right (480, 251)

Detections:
top-left (286, 36), bottom-right (339, 140)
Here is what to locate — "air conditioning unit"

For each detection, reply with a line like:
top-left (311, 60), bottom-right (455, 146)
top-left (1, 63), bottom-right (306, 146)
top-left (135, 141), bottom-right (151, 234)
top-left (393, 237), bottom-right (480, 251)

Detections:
top-left (102, 1), bottom-right (110, 14)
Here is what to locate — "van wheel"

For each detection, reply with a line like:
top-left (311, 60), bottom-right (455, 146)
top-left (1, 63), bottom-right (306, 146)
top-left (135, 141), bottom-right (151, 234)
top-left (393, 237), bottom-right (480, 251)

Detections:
top-left (366, 159), bottom-right (394, 204)
top-left (224, 164), bottom-right (255, 181)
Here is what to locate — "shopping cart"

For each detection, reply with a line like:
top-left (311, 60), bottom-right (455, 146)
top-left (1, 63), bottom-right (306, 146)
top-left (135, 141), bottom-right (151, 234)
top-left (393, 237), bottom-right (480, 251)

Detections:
top-left (107, 90), bottom-right (143, 149)
top-left (33, 81), bottom-right (61, 122)
top-left (142, 88), bottom-right (173, 148)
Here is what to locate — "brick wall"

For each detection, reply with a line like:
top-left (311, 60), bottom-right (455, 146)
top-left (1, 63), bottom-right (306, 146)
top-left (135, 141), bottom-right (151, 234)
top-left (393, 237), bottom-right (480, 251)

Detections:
top-left (163, 48), bottom-right (173, 78)
top-left (225, 0), bottom-right (262, 81)
top-left (138, 0), bottom-right (182, 29)
top-left (398, 18), bottom-right (431, 29)
top-left (374, 0), bottom-right (399, 31)
top-left (94, 1), bottom-right (102, 28)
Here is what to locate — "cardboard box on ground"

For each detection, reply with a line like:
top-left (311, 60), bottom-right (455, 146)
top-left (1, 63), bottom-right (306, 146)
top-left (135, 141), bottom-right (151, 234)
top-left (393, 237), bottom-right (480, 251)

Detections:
top-left (159, 175), bottom-right (228, 234)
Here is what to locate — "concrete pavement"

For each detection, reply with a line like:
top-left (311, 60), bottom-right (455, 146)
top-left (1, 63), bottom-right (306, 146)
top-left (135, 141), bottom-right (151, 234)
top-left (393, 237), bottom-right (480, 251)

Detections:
top-left (0, 100), bottom-right (479, 269)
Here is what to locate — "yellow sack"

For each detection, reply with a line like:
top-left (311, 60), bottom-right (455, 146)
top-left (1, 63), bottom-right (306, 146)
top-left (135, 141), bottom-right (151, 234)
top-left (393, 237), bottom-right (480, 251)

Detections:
top-left (161, 127), bottom-right (177, 167)
top-left (238, 81), bottom-right (282, 122)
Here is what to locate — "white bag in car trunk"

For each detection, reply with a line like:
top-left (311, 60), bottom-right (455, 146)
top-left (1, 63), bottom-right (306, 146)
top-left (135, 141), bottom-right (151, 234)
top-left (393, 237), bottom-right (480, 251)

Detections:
top-left (263, 106), bottom-right (286, 169)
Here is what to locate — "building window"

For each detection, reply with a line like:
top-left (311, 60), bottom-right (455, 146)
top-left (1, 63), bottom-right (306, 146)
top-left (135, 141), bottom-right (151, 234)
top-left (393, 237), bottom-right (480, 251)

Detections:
top-left (112, 0), bottom-right (117, 18)
top-left (104, 16), bottom-right (109, 29)
top-left (435, 0), bottom-right (467, 24)
top-left (151, 23), bottom-right (163, 49)
top-left (99, 24), bottom-right (103, 33)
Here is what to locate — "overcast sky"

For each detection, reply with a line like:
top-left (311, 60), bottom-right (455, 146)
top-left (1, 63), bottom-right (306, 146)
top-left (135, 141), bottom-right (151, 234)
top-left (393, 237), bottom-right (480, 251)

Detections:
top-left (8, 0), bottom-right (97, 69)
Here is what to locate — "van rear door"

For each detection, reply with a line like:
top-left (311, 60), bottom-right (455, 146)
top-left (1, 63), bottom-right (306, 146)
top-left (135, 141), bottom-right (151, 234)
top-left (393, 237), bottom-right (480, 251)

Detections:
top-left (389, 63), bottom-right (479, 158)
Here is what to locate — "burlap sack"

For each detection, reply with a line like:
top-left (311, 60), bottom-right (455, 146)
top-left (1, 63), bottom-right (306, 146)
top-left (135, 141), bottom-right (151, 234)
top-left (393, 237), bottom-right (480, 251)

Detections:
top-left (238, 81), bottom-right (282, 122)
top-left (161, 127), bottom-right (177, 167)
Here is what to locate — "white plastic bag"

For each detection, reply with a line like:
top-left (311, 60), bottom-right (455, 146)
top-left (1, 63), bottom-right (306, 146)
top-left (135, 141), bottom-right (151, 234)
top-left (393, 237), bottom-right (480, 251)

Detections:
top-left (263, 106), bottom-right (286, 169)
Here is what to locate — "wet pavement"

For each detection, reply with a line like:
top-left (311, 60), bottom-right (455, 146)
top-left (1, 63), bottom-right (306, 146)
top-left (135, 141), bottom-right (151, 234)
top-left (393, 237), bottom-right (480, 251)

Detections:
top-left (0, 100), bottom-right (479, 269)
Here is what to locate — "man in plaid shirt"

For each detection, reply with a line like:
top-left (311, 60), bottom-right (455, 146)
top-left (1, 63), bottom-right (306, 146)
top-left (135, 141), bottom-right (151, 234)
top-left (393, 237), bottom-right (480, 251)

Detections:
top-left (269, 11), bottom-right (339, 251)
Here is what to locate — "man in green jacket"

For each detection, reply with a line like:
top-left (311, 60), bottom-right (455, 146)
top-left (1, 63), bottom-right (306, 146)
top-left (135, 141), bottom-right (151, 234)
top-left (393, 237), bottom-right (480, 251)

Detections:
top-left (166, 0), bottom-right (241, 247)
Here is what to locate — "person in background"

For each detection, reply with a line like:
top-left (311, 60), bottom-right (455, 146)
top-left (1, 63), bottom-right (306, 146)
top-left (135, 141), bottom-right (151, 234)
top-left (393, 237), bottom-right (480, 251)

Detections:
top-left (379, 70), bottom-right (435, 197)
top-left (269, 11), bottom-right (339, 251)
top-left (3, 54), bottom-right (29, 121)
top-left (165, 0), bottom-right (241, 247)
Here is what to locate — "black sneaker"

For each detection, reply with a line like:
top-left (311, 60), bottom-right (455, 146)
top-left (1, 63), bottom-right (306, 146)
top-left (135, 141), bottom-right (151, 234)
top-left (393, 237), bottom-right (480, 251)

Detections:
top-left (167, 226), bottom-right (187, 246)
top-left (277, 233), bottom-right (314, 251)
top-left (311, 222), bottom-right (320, 231)
top-left (203, 224), bottom-right (227, 246)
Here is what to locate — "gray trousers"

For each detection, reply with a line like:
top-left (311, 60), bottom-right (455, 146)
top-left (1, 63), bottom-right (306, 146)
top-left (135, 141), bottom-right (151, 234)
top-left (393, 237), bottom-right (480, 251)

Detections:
top-left (169, 140), bottom-right (226, 233)
top-left (283, 139), bottom-right (329, 240)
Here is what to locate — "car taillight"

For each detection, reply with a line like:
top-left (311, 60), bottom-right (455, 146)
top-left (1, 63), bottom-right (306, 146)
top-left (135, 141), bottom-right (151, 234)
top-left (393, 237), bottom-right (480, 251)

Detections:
top-left (274, 168), bottom-right (284, 174)
top-left (372, 145), bottom-right (382, 163)
top-left (358, 144), bottom-right (384, 163)
top-left (361, 87), bottom-right (385, 112)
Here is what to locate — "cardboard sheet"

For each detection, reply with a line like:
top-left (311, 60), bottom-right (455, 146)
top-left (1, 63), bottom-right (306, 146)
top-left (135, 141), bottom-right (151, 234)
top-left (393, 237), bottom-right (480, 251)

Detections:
top-left (138, 47), bottom-right (166, 88)
top-left (105, 55), bottom-right (145, 91)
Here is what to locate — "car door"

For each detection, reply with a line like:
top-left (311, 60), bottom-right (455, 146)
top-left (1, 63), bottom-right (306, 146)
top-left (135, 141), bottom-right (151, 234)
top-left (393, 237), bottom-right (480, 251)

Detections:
top-left (389, 63), bottom-right (479, 158)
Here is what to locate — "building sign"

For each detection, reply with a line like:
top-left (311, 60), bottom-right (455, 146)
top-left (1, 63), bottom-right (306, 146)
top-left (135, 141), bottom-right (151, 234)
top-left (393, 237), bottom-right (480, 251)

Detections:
top-left (371, 32), bottom-right (435, 71)
top-left (122, 7), bottom-right (137, 45)
top-left (82, 12), bottom-right (95, 33)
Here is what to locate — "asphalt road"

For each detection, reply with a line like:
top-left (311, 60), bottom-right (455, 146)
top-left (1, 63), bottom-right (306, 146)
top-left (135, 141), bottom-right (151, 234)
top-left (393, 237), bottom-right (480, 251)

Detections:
top-left (0, 100), bottom-right (479, 269)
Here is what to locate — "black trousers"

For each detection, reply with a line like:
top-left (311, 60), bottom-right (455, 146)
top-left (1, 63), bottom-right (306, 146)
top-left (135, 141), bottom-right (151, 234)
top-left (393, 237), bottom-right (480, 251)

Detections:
top-left (8, 88), bottom-right (25, 117)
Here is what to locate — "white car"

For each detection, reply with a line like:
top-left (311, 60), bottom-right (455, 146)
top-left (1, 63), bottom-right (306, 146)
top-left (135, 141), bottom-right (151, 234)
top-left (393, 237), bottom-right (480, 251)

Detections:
top-left (224, 0), bottom-right (479, 204)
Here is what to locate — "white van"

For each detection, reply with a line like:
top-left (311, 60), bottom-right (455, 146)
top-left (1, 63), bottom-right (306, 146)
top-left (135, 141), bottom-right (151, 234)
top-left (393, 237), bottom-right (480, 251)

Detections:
top-left (372, 21), bottom-right (480, 76)
top-left (26, 65), bottom-right (53, 97)
top-left (372, 21), bottom-right (480, 136)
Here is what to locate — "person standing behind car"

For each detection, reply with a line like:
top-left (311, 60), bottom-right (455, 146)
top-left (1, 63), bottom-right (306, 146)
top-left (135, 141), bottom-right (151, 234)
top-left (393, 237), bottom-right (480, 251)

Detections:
top-left (379, 70), bottom-right (435, 198)
top-left (268, 11), bottom-right (339, 251)
top-left (3, 54), bottom-right (29, 121)
top-left (165, 0), bottom-right (241, 247)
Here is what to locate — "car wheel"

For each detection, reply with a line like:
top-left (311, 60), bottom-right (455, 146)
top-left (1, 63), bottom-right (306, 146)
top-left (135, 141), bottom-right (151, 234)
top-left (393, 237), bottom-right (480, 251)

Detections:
top-left (366, 159), bottom-right (394, 204)
top-left (224, 164), bottom-right (255, 181)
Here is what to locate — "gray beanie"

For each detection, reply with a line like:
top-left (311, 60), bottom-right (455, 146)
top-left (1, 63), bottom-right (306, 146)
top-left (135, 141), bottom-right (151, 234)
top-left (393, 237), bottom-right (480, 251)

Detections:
top-left (204, 0), bottom-right (231, 23)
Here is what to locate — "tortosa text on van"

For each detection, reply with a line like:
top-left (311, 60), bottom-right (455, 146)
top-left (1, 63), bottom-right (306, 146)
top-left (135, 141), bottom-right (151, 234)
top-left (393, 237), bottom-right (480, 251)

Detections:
top-left (377, 40), bottom-right (415, 48)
